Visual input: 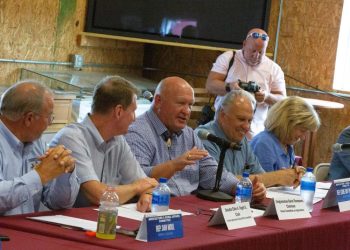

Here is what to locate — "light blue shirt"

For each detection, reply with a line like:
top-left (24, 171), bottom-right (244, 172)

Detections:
top-left (329, 126), bottom-right (350, 180)
top-left (50, 115), bottom-right (146, 207)
top-left (196, 121), bottom-right (264, 175)
top-left (250, 130), bottom-right (295, 172)
top-left (0, 120), bottom-right (79, 216)
top-left (124, 110), bottom-right (239, 196)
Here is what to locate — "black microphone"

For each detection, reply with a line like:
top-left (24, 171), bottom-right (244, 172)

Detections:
top-left (332, 143), bottom-right (350, 152)
top-left (142, 90), bottom-right (153, 102)
top-left (197, 129), bottom-right (241, 150)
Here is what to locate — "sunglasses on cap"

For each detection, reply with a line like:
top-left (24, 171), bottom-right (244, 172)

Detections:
top-left (246, 32), bottom-right (269, 41)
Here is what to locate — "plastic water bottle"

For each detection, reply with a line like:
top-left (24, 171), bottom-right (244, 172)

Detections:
top-left (151, 177), bottom-right (171, 212)
top-left (235, 172), bottom-right (253, 203)
top-left (96, 185), bottom-right (119, 240)
top-left (300, 167), bottom-right (316, 212)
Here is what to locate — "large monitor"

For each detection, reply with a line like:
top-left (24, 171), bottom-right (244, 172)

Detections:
top-left (85, 0), bottom-right (271, 50)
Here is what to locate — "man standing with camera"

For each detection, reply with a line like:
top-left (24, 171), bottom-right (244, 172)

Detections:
top-left (206, 28), bottom-right (286, 137)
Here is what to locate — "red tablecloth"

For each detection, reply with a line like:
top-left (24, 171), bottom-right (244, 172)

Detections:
top-left (1, 196), bottom-right (350, 250)
top-left (0, 227), bottom-right (111, 250)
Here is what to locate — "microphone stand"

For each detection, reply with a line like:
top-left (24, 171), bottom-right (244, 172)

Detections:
top-left (197, 145), bottom-right (233, 202)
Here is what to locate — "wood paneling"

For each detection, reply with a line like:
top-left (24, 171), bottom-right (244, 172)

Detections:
top-left (0, 0), bottom-right (144, 85)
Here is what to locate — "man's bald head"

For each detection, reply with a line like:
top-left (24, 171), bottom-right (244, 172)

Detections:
top-left (153, 76), bottom-right (194, 133)
top-left (0, 80), bottom-right (52, 121)
top-left (242, 28), bottom-right (269, 66)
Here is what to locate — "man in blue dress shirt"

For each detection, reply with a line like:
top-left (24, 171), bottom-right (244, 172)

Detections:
top-left (125, 76), bottom-right (266, 201)
top-left (51, 76), bottom-right (158, 212)
top-left (0, 80), bottom-right (79, 216)
top-left (197, 90), bottom-right (304, 187)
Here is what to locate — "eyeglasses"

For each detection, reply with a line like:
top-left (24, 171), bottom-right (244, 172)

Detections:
top-left (246, 32), bottom-right (269, 41)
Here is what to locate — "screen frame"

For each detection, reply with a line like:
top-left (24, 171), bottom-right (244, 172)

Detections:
top-left (84, 0), bottom-right (272, 50)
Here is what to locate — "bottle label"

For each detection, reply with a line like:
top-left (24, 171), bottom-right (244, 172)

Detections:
top-left (236, 186), bottom-right (252, 202)
top-left (301, 181), bottom-right (316, 191)
top-left (239, 187), bottom-right (252, 198)
top-left (152, 193), bottom-right (170, 206)
top-left (96, 210), bottom-right (117, 235)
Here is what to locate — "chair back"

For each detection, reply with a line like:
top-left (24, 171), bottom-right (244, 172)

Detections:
top-left (188, 88), bottom-right (212, 128)
top-left (313, 163), bottom-right (330, 182)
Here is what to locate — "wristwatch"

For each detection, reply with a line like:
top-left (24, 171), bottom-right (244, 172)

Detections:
top-left (225, 82), bottom-right (231, 93)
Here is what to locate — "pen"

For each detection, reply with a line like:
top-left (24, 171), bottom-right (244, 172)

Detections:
top-left (0, 235), bottom-right (10, 241)
top-left (116, 227), bottom-right (138, 237)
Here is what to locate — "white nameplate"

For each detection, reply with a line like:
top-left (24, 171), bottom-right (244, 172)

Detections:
top-left (263, 197), bottom-right (311, 220)
top-left (323, 178), bottom-right (350, 212)
top-left (208, 202), bottom-right (255, 230)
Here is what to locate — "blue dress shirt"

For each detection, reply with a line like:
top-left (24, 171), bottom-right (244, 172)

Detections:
top-left (50, 115), bottom-right (146, 207)
top-left (0, 120), bottom-right (79, 216)
top-left (329, 126), bottom-right (350, 180)
top-left (250, 130), bottom-right (295, 172)
top-left (124, 110), bottom-right (239, 196)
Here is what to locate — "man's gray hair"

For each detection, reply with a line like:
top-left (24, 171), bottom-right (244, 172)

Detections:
top-left (215, 90), bottom-right (256, 120)
top-left (0, 80), bottom-right (52, 121)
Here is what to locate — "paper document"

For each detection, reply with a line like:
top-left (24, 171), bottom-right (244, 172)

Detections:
top-left (94, 203), bottom-right (193, 221)
top-left (27, 215), bottom-right (97, 232)
top-left (266, 185), bottom-right (326, 204)
top-left (316, 182), bottom-right (332, 190)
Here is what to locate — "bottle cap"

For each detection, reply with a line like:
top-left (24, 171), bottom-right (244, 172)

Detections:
top-left (242, 172), bottom-right (249, 178)
top-left (306, 167), bottom-right (313, 172)
top-left (159, 177), bottom-right (168, 183)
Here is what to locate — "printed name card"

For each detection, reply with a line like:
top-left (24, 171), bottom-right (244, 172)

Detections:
top-left (323, 178), bottom-right (350, 212)
top-left (263, 197), bottom-right (311, 220)
top-left (136, 210), bottom-right (183, 242)
top-left (208, 202), bottom-right (256, 230)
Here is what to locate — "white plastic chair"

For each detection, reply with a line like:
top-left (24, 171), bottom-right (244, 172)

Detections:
top-left (313, 163), bottom-right (330, 182)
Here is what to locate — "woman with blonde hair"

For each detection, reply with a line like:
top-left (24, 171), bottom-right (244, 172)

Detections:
top-left (250, 96), bottom-right (320, 172)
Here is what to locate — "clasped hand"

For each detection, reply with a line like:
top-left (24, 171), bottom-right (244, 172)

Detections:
top-left (35, 145), bottom-right (75, 184)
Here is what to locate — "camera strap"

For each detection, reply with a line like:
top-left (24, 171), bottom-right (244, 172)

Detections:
top-left (224, 50), bottom-right (235, 82)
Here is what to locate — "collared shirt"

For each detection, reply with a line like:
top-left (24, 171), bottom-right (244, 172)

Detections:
top-left (211, 50), bottom-right (286, 136)
top-left (329, 126), bottom-right (350, 180)
top-left (50, 115), bottom-right (146, 207)
top-left (0, 120), bottom-right (79, 216)
top-left (250, 130), bottom-right (295, 172)
top-left (196, 121), bottom-right (264, 175)
top-left (124, 109), bottom-right (239, 196)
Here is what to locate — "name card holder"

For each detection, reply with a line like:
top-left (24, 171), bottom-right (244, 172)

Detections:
top-left (208, 202), bottom-right (256, 230)
top-left (136, 210), bottom-right (183, 242)
top-left (323, 178), bottom-right (350, 212)
top-left (263, 197), bottom-right (311, 220)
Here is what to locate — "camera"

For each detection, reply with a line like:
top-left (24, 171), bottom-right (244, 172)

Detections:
top-left (238, 80), bottom-right (260, 93)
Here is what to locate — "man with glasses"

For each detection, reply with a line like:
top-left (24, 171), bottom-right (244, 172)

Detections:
top-left (0, 80), bottom-right (79, 215)
top-left (196, 90), bottom-right (304, 188)
top-left (206, 28), bottom-right (286, 138)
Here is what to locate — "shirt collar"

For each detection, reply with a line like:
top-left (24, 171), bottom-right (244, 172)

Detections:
top-left (81, 114), bottom-right (111, 148)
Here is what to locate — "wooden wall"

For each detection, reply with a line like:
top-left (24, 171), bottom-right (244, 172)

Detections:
top-left (0, 0), bottom-right (348, 167)
top-left (0, 0), bottom-right (144, 86)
